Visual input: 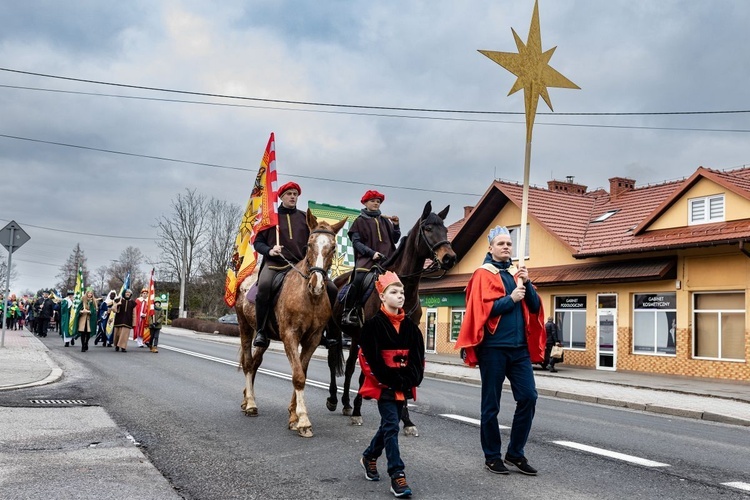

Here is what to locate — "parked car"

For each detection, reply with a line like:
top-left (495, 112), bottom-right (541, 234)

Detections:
top-left (218, 313), bottom-right (238, 325)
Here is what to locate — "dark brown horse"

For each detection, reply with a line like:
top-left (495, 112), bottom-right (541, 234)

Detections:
top-left (325, 201), bottom-right (456, 434)
top-left (236, 211), bottom-right (347, 438)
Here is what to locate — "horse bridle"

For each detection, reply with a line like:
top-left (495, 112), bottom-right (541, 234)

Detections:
top-left (282, 228), bottom-right (337, 281)
top-left (398, 221), bottom-right (452, 279)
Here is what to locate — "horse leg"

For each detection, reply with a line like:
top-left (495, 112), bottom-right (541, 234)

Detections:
top-left (401, 405), bottom-right (419, 437)
top-left (241, 343), bottom-right (266, 416)
top-left (284, 338), bottom-right (315, 438)
top-left (341, 346), bottom-right (358, 416)
top-left (351, 370), bottom-right (365, 426)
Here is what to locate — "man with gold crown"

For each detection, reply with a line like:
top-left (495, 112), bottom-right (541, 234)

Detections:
top-left (455, 225), bottom-right (545, 477)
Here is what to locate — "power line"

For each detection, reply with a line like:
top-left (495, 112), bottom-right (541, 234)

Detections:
top-left (4, 84), bottom-right (750, 130)
top-left (3, 66), bottom-right (750, 117)
top-left (0, 218), bottom-right (157, 241)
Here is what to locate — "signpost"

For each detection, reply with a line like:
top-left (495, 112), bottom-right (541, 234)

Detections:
top-left (1, 221), bottom-right (30, 347)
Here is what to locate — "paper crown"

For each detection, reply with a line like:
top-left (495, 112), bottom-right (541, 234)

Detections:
top-left (278, 181), bottom-right (301, 196)
top-left (487, 225), bottom-right (511, 243)
top-left (375, 271), bottom-right (402, 294)
top-left (361, 189), bottom-right (385, 204)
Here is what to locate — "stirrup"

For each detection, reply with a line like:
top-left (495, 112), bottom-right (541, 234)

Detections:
top-left (341, 308), bottom-right (363, 327)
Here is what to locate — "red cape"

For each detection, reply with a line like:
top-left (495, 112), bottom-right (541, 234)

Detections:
top-left (455, 265), bottom-right (546, 366)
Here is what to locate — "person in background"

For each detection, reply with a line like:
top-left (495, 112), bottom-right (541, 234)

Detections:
top-left (36, 290), bottom-right (54, 338)
top-left (112, 289), bottom-right (137, 353)
top-left (60, 290), bottom-right (76, 347)
top-left (76, 289), bottom-right (98, 353)
top-left (455, 225), bottom-right (545, 476)
top-left (149, 299), bottom-right (165, 353)
top-left (133, 288), bottom-right (149, 348)
top-left (358, 271), bottom-right (424, 498)
top-left (95, 290), bottom-right (116, 347)
top-left (542, 316), bottom-right (562, 373)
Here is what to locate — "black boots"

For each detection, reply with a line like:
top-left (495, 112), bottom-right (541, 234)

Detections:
top-left (253, 301), bottom-right (270, 348)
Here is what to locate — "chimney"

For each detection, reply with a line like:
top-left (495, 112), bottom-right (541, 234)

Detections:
top-left (547, 176), bottom-right (588, 194)
top-left (463, 205), bottom-right (474, 219)
top-left (609, 177), bottom-right (635, 199)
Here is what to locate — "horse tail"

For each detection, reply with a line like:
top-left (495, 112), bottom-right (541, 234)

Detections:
top-left (325, 320), bottom-right (345, 377)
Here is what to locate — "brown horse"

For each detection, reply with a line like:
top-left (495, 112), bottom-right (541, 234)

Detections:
top-left (236, 210), bottom-right (347, 438)
top-left (325, 201), bottom-right (456, 433)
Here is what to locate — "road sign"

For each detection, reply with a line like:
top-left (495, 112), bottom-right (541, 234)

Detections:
top-left (0, 221), bottom-right (30, 253)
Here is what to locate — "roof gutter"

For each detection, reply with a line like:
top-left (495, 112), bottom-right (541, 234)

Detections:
top-left (740, 240), bottom-right (750, 259)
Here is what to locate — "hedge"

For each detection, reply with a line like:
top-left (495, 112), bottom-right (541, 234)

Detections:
top-left (171, 317), bottom-right (240, 337)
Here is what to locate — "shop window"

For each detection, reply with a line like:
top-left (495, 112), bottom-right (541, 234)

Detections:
top-left (693, 292), bottom-right (745, 361)
top-left (633, 293), bottom-right (676, 355)
top-left (450, 308), bottom-right (465, 342)
top-left (554, 295), bottom-right (586, 349)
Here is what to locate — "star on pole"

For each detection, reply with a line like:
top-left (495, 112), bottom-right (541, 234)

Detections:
top-left (479, 0), bottom-right (579, 142)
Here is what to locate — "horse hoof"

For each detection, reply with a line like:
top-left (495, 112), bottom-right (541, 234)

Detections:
top-left (244, 407), bottom-right (258, 417)
top-left (289, 422), bottom-right (298, 431)
top-left (326, 399), bottom-right (338, 412)
top-left (351, 416), bottom-right (363, 426)
top-left (298, 428), bottom-right (314, 438)
top-left (342, 408), bottom-right (353, 417)
top-left (403, 426), bottom-right (419, 437)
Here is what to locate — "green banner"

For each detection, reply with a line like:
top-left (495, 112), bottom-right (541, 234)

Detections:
top-left (420, 293), bottom-right (465, 308)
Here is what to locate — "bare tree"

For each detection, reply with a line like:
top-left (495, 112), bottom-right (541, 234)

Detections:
top-left (105, 246), bottom-right (147, 292)
top-left (55, 243), bottom-right (90, 292)
top-left (155, 189), bottom-right (208, 308)
top-left (0, 261), bottom-right (18, 291)
top-left (193, 198), bottom-right (242, 316)
top-left (93, 265), bottom-right (109, 296)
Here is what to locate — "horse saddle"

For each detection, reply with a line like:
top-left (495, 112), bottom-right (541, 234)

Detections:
top-left (337, 267), bottom-right (380, 306)
top-left (245, 271), bottom-right (288, 305)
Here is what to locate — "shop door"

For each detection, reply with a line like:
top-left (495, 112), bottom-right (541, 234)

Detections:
top-left (425, 308), bottom-right (437, 353)
top-left (597, 294), bottom-right (617, 370)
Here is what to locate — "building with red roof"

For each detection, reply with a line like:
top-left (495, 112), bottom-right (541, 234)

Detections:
top-left (419, 166), bottom-right (750, 381)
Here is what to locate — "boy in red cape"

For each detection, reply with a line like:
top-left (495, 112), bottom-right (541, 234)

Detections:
top-left (455, 225), bottom-right (545, 476)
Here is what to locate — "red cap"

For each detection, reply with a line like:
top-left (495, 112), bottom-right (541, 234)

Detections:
top-left (361, 189), bottom-right (385, 204)
top-left (278, 182), bottom-right (301, 196)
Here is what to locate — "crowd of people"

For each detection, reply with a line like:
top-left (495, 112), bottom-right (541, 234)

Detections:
top-left (1, 288), bottom-right (165, 353)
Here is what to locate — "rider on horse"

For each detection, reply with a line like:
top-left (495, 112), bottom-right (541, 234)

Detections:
top-left (253, 181), bottom-right (338, 349)
top-left (341, 189), bottom-right (401, 326)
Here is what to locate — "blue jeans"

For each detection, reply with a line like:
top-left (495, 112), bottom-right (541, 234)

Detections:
top-left (363, 399), bottom-right (405, 477)
top-left (478, 346), bottom-right (537, 461)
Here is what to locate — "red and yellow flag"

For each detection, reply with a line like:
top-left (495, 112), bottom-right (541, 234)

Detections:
top-left (142, 268), bottom-right (155, 344)
top-left (224, 133), bottom-right (279, 307)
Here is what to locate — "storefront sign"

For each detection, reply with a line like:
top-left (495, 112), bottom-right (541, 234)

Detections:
top-left (420, 293), bottom-right (465, 308)
top-left (555, 295), bottom-right (587, 309)
top-left (634, 293), bottom-right (676, 310)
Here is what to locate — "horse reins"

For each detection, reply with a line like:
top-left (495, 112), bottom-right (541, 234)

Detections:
top-left (281, 228), bottom-right (337, 281)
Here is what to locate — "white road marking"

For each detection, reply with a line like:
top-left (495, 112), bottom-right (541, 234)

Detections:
top-left (553, 440), bottom-right (670, 467)
top-left (440, 414), bottom-right (510, 429)
top-left (159, 344), bottom-right (351, 393)
top-left (722, 482), bottom-right (750, 492)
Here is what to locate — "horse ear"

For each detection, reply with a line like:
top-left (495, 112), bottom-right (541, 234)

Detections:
top-left (437, 205), bottom-right (450, 220)
top-left (331, 217), bottom-right (348, 234)
top-left (306, 209), bottom-right (318, 229)
top-left (421, 201), bottom-right (432, 221)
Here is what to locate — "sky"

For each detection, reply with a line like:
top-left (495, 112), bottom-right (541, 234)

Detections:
top-left (1, 0), bottom-right (749, 295)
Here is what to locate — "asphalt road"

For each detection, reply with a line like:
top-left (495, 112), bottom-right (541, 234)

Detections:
top-left (8, 332), bottom-right (750, 499)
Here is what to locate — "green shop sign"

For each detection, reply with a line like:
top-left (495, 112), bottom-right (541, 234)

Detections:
top-left (420, 293), bottom-right (465, 308)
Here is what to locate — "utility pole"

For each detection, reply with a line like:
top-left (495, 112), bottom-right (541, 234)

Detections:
top-left (179, 237), bottom-right (187, 318)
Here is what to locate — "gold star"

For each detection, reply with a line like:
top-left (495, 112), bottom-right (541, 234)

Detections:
top-left (479, 0), bottom-right (579, 142)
